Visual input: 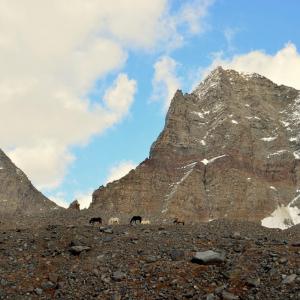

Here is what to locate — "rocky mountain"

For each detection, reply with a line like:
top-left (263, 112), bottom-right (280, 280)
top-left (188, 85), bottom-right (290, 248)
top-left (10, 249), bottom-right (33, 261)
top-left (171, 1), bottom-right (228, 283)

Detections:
top-left (90, 67), bottom-right (300, 228)
top-left (0, 148), bottom-right (59, 215)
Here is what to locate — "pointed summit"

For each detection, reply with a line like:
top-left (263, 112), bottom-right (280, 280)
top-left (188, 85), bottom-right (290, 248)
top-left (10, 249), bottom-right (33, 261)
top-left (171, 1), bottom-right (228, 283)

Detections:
top-left (90, 68), bottom-right (300, 229)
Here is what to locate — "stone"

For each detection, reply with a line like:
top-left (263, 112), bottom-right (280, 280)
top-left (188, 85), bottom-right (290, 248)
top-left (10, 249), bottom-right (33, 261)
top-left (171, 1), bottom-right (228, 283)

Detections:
top-left (246, 278), bottom-right (260, 288)
top-left (169, 249), bottom-right (185, 261)
top-left (145, 255), bottom-right (158, 263)
top-left (68, 200), bottom-right (80, 210)
top-left (41, 281), bottom-right (55, 289)
top-left (34, 288), bottom-right (43, 295)
top-left (291, 241), bottom-right (300, 247)
top-left (100, 227), bottom-right (113, 234)
top-left (48, 273), bottom-right (59, 283)
top-left (279, 257), bottom-right (288, 264)
top-left (222, 291), bottom-right (239, 300)
top-left (282, 274), bottom-right (297, 284)
top-left (69, 246), bottom-right (91, 255)
top-left (191, 250), bottom-right (225, 264)
top-left (112, 271), bottom-right (126, 281)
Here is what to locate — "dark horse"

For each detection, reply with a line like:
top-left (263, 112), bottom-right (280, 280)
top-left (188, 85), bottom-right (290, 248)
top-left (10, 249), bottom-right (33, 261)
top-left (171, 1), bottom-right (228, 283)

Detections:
top-left (173, 218), bottom-right (184, 225)
top-left (130, 216), bottom-right (142, 225)
top-left (89, 217), bottom-right (102, 225)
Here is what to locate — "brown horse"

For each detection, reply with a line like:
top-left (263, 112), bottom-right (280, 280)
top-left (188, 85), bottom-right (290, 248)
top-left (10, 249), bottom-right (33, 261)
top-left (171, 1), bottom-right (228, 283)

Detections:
top-left (173, 218), bottom-right (184, 225)
top-left (89, 217), bottom-right (102, 225)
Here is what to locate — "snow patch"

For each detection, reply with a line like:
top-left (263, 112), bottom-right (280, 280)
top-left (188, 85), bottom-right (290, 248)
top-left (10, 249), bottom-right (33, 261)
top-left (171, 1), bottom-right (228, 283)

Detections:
top-left (293, 150), bottom-right (300, 159)
top-left (246, 116), bottom-right (260, 120)
top-left (192, 111), bottom-right (205, 118)
top-left (245, 104), bottom-right (250, 107)
top-left (261, 136), bottom-right (277, 142)
top-left (231, 120), bottom-right (238, 124)
top-left (261, 205), bottom-right (300, 230)
top-left (201, 155), bottom-right (227, 165)
top-left (163, 162), bottom-right (198, 213)
top-left (181, 162), bottom-right (197, 169)
top-left (261, 191), bottom-right (300, 229)
top-left (270, 186), bottom-right (277, 191)
top-left (267, 150), bottom-right (289, 158)
top-left (280, 120), bottom-right (290, 127)
top-left (200, 140), bottom-right (206, 146)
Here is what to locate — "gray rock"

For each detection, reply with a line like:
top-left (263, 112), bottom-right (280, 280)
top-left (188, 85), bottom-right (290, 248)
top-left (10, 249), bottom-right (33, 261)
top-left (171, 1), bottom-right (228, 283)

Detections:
top-left (246, 278), bottom-right (260, 287)
top-left (69, 245), bottom-right (91, 255)
top-left (222, 291), bottom-right (239, 300)
top-left (279, 257), bottom-right (288, 264)
top-left (291, 241), bottom-right (300, 247)
top-left (0, 279), bottom-right (7, 286)
top-left (170, 249), bottom-right (185, 261)
top-left (191, 250), bottom-right (225, 264)
top-left (100, 227), bottom-right (113, 234)
top-left (145, 255), bottom-right (158, 263)
top-left (282, 274), bottom-right (297, 284)
top-left (34, 288), bottom-right (43, 295)
top-left (41, 281), bottom-right (55, 289)
top-left (112, 271), bottom-right (126, 281)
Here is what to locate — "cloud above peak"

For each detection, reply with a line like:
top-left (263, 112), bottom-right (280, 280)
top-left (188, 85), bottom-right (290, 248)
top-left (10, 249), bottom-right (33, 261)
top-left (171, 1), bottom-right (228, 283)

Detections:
top-left (0, 0), bottom-right (214, 190)
top-left (202, 43), bottom-right (300, 90)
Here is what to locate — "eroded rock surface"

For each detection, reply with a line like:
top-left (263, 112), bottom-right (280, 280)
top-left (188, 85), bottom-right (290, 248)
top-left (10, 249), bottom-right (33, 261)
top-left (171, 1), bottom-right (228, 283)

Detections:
top-left (0, 148), bottom-right (59, 215)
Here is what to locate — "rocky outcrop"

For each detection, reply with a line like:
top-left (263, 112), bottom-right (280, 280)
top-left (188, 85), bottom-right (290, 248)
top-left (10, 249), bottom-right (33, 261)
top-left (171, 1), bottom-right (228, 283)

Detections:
top-left (90, 67), bottom-right (300, 228)
top-left (0, 148), bottom-right (59, 215)
top-left (68, 200), bottom-right (80, 211)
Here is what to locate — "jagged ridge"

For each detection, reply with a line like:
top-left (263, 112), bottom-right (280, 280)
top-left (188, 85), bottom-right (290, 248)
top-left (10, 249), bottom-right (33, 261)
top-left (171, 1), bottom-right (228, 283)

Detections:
top-left (90, 67), bottom-right (300, 228)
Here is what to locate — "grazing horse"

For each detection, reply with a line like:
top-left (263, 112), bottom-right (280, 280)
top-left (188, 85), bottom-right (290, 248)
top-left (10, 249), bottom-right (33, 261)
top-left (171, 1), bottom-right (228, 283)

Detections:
top-left (108, 217), bottom-right (120, 225)
top-left (89, 217), bottom-right (102, 225)
top-left (141, 219), bottom-right (150, 224)
top-left (173, 218), bottom-right (184, 225)
top-left (130, 216), bottom-right (142, 225)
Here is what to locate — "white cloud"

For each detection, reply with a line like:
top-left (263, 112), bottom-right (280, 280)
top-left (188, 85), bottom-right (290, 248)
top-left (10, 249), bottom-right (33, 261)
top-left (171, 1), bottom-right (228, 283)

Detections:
top-left (201, 43), bottom-right (300, 89)
top-left (106, 161), bottom-right (137, 184)
top-left (7, 142), bottom-right (75, 190)
top-left (49, 190), bottom-right (92, 210)
top-left (49, 192), bottom-right (69, 209)
top-left (76, 191), bottom-right (93, 210)
top-left (4, 73), bottom-right (136, 189)
top-left (178, 0), bottom-right (214, 35)
top-left (104, 73), bottom-right (137, 118)
top-left (152, 56), bottom-right (181, 110)
top-left (0, 0), bottom-right (213, 190)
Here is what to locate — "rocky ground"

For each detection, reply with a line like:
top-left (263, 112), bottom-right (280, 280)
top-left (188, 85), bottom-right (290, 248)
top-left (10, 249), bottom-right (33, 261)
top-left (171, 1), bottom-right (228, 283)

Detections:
top-left (0, 219), bottom-right (299, 300)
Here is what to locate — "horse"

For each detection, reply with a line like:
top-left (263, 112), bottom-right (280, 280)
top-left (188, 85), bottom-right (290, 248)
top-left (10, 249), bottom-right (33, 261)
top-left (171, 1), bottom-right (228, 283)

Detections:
top-left (173, 218), bottom-right (184, 225)
top-left (130, 216), bottom-right (142, 225)
top-left (108, 217), bottom-right (120, 225)
top-left (89, 217), bottom-right (102, 225)
top-left (141, 219), bottom-right (150, 224)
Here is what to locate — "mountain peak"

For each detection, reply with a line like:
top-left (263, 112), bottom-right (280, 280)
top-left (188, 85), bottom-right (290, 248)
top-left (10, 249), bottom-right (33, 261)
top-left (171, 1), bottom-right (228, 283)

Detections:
top-left (0, 148), bottom-right (60, 215)
top-left (90, 69), bottom-right (300, 229)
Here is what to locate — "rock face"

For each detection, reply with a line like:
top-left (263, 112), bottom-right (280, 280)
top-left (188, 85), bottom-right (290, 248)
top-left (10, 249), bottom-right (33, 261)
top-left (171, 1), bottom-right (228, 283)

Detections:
top-left (68, 199), bottom-right (80, 211)
top-left (0, 148), bottom-right (59, 215)
top-left (90, 67), bottom-right (300, 228)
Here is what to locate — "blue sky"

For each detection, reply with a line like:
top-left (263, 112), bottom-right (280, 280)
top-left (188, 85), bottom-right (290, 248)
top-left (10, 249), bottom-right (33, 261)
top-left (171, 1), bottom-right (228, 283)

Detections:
top-left (1, 0), bottom-right (300, 208)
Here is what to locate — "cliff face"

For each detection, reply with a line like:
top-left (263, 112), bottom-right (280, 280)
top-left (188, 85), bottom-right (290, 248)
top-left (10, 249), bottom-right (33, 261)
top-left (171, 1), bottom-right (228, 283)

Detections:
top-left (90, 67), bottom-right (300, 228)
top-left (0, 148), bottom-right (59, 215)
